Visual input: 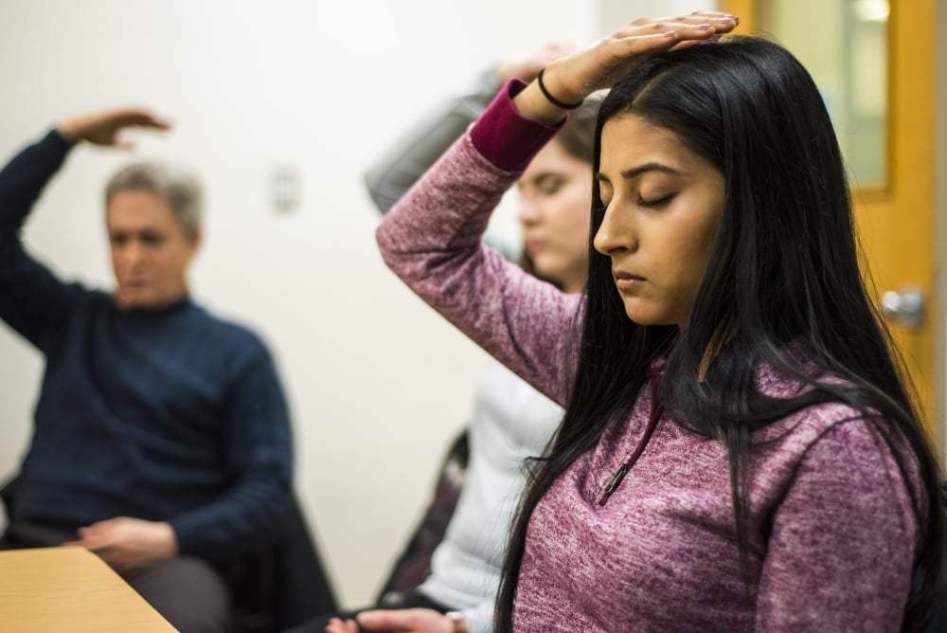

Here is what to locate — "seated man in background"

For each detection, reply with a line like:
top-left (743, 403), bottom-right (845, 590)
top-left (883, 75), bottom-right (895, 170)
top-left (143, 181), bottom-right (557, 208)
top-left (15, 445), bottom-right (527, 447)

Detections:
top-left (0, 108), bottom-right (295, 633)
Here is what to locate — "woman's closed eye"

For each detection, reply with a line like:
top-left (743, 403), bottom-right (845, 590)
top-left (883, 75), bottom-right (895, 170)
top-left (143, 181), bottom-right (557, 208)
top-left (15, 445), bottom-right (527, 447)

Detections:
top-left (637, 192), bottom-right (676, 208)
top-left (535, 174), bottom-right (565, 196)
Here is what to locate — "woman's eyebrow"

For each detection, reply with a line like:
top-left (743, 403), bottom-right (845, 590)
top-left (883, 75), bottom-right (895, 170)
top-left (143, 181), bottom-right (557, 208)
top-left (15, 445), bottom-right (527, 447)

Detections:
top-left (596, 162), bottom-right (682, 183)
top-left (620, 162), bottom-right (682, 179)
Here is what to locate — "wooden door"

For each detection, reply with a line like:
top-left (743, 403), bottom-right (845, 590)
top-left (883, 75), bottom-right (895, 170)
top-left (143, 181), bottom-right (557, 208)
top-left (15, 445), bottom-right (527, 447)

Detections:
top-left (721, 0), bottom-right (938, 426)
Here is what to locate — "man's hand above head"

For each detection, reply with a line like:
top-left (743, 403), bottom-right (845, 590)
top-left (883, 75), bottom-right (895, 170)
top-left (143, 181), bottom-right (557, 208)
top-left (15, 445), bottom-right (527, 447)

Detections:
top-left (57, 108), bottom-right (171, 149)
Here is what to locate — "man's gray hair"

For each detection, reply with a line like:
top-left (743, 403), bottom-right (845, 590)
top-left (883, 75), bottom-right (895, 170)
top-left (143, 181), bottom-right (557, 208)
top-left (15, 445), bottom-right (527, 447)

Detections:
top-left (105, 161), bottom-right (203, 239)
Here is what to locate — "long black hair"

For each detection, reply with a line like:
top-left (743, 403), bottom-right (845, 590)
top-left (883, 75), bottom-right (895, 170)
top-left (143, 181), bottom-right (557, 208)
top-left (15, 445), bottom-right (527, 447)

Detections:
top-left (496, 36), bottom-right (943, 632)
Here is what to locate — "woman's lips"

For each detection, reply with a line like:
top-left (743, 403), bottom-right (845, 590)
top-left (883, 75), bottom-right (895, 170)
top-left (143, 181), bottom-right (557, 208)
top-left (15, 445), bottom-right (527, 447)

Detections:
top-left (525, 237), bottom-right (545, 255)
top-left (614, 270), bottom-right (645, 291)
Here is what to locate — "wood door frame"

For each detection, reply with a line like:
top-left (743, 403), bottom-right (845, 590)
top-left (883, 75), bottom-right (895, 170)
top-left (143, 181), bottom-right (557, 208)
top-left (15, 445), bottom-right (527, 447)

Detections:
top-left (720, 0), bottom-right (945, 454)
top-left (936, 0), bottom-right (947, 461)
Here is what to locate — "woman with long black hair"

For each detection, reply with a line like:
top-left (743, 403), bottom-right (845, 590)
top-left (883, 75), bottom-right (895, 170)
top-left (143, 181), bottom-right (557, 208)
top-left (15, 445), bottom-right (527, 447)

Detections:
top-left (368, 11), bottom-right (942, 633)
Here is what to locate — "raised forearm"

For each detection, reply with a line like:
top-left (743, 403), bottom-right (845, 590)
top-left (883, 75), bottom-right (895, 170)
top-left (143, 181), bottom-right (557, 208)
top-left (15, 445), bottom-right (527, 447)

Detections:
top-left (365, 68), bottom-right (501, 215)
top-left (0, 129), bottom-right (73, 235)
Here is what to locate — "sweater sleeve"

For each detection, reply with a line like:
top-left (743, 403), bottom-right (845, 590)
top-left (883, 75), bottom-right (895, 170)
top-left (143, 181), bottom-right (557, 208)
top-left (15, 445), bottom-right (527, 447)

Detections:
top-left (755, 419), bottom-right (920, 632)
top-left (0, 129), bottom-right (83, 352)
top-left (364, 68), bottom-right (521, 261)
top-left (375, 80), bottom-right (582, 407)
top-left (365, 68), bottom-right (498, 215)
top-left (169, 344), bottom-right (295, 560)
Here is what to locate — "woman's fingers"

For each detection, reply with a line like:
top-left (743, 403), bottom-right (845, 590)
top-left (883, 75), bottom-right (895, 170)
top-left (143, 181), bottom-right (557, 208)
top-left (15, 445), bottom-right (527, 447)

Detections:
top-left (601, 27), bottom-right (698, 63)
top-left (677, 14), bottom-right (738, 33)
top-left (617, 13), bottom-right (737, 38)
top-left (614, 20), bottom-right (727, 43)
top-left (688, 10), bottom-right (740, 20)
top-left (520, 11), bottom-right (739, 113)
top-left (606, 17), bottom-right (736, 62)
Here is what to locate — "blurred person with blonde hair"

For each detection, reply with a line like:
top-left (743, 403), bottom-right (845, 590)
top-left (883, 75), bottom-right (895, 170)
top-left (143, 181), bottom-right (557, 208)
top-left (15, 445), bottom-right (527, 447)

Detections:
top-left (285, 44), bottom-right (601, 633)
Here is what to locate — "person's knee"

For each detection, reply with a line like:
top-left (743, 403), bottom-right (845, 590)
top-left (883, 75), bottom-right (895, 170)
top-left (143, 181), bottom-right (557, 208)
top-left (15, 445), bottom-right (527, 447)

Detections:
top-left (125, 556), bottom-right (231, 633)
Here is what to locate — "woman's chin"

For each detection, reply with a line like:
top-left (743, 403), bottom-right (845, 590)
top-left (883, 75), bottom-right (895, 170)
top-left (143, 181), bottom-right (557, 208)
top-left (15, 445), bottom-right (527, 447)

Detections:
top-left (622, 301), bottom-right (674, 327)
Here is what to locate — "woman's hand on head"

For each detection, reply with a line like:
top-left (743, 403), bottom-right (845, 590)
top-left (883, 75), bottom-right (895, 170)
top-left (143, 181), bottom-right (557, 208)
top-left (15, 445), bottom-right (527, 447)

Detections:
top-left (548, 12), bottom-right (739, 100)
top-left (57, 107), bottom-right (171, 149)
top-left (514, 11), bottom-right (738, 124)
top-left (496, 41), bottom-right (576, 84)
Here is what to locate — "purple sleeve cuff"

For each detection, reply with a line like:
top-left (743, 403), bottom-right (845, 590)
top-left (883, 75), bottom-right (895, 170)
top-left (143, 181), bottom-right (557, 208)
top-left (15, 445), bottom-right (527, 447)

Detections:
top-left (469, 79), bottom-right (564, 172)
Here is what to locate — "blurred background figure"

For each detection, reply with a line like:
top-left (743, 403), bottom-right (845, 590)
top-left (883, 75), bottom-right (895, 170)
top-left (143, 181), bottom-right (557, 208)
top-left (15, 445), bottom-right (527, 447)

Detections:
top-left (0, 109), bottom-right (335, 632)
top-left (287, 48), bottom-right (598, 633)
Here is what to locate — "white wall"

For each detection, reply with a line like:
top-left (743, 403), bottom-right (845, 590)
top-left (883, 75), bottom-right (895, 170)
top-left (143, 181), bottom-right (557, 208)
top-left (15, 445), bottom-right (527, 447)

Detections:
top-left (0, 0), bottom-right (713, 606)
top-left (593, 0), bottom-right (720, 30)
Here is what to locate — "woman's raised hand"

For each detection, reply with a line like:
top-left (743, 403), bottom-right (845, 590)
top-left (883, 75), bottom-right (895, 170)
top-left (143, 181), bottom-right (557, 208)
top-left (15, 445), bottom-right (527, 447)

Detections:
top-left (514, 12), bottom-right (738, 124)
top-left (496, 41), bottom-right (576, 84)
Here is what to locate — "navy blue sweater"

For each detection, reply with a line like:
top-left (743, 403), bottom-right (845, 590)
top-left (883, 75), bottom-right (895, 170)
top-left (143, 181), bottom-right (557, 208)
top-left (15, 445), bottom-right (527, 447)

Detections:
top-left (0, 130), bottom-right (294, 561)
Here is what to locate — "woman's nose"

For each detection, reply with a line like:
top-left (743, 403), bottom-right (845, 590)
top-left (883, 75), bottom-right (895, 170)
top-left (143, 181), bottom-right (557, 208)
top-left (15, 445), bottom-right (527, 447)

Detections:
top-left (593, 206), bottom-right (637, 256)
top-left (518, 199), bottom-right (541, 226)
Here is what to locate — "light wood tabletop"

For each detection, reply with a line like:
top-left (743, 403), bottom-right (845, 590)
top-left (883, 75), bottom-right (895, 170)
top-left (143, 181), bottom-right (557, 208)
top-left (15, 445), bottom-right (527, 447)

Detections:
top-left (0, 546), bottom-right (176, 632)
